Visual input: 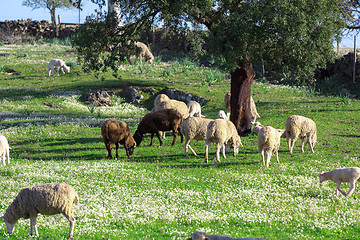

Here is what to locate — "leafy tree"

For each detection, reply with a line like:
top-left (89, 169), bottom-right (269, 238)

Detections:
top-left (72, 0), bottom-right (345, 136)
top-left (23, 0), bottom-right (73, 36)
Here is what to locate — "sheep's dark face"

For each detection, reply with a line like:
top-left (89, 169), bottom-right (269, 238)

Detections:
top-left (125, 144), bottom-right (136, 157)
top-left (1, 217), bottom-right (15, 235)
top-left (133, 130), bottom-right (143, 147)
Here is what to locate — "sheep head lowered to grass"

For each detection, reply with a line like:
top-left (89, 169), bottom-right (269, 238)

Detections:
top-left (101, 119), bottom-right (136, 159)
top-left (133, 109), bottom-right (183, 147)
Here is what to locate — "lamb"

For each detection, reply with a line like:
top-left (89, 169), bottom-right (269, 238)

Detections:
top-left (285, 115), bottom-right (317, 154)
top-left (257, 126), bottom-right (285, 168)
top-left (101, 119), bottom-right (137, 159)
top-left (224, 91), bottom-right (260, 122)
top-left (1, 182), bottom-right (79, 239)
top-left (252, 122), bottom-right (264, 136)
top-left (319, 167), bottom-right (360, 197)
top-left (187, 101), bottom-right (205, 117)
top-left (126, 41), bottom-right (154, 64)
top-left (0, 135), bottom-right (10, 166)
top-left (48, 59), bottom-right (70, 76)
top-left (133, 109), bottom-right (183, 147)
top-left (180, 111), bottom-right (229, 157)
top-left (217, 110), bottom-right (228, 120)
top-left (205, 119), bottom-right (242, 163)
top-left (187, 231), bottom-right (266, 240)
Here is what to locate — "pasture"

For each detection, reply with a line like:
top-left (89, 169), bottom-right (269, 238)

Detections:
top-left (0, 43), bottom-right (359, 239)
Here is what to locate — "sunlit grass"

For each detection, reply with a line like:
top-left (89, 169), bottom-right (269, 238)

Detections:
top-left (0, 44), bottom-right (359, 239)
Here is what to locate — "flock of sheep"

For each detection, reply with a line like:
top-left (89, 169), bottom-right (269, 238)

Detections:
top-left (0, 49), bottom-right (358, 239)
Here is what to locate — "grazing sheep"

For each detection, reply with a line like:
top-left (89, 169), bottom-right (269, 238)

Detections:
top-left (155, 98), bottom-right (189, 119)
top-left (205, 119), bottom-right (242, 163)
top-left (319, 167), bottom-right (360, 197)
top-left (224, 91), bottom-right (260, 122)
top-left (133, 109), bottom-right (183, 147)
top-left (257, 126), bottom-right (284, 168)
top-left (48, 59), bottom-right (70, 76)
top-left (1, 183), bottom-right (79, 239)
top-left (180, 111), bottom-right (230, 157)
top-left (0, 135), bottom-right (10, 166)
top-left (285, 115), bottom-right (317, 154)
top-left (101, 119), bottom-right (137, 159)
top-left (188, 101), bottom-right (205, 117)
top-left (252, 122), bottom-right (264, 136)
top-left (126, 41), bottom-right (154, 64)
top-left (152, 94), bottom-right (171, 139)
top-left (187, 231), bottom-right (266, 240)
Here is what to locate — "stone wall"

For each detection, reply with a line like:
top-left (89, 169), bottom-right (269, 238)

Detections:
top-left (0, 19), bottom-right (78, 43)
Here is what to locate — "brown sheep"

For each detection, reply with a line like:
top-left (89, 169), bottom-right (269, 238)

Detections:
top-left (101, 119), bottom-right (136, 159)
top-left (133, 109), bottom-right (183, 147)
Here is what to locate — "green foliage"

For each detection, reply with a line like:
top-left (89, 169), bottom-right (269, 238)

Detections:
top-left (202, 69), bottom-right (225, 86)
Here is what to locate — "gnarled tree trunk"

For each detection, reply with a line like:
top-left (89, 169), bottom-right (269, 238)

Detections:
top-left (230, 57), bottom-right (254, 136)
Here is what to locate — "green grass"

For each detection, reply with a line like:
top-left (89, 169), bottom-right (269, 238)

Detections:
top-left (0, 44), bottom-right (360, 239)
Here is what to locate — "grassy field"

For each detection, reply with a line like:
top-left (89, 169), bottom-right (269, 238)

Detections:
top-left (0, 43), bottom-right (359, 239)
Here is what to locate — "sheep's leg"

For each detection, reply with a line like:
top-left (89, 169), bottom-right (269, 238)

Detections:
top-left (336, 182), bottom-right (347, 196)
top-left (185, 139), bottom-right (197, 156)
top-left (205, 142), bottom-right (210, 163)
top-left (155, 132), bottom-right (163, 146)
top-left (309, 136), bottom-right (315, 153)
top-left (126, 55), bottom-right (133, 65)
top-left (67, 216), bottom-right (75, 239)
top-left (221, 144), bottom-right (226, 159)
top-left (57, 66), bottom-right (60, 76)
top-left (265, 151), bottom-right (270, 168)
top-left (171, 130), bottom-right (178, 145)
top-left (115, 143), bottom-right (119, 158)
top-left (346, 180), bottom-right (356, 197)
top-left (29, 216), bottom-right (38, 237)
top-left (1, 153), bottom-right (5, 166)
top-left (61, 67), bottom-right (65, 75)
top-left (6, 148), bottom-right (10, 164)
top-left (149, 133), bottom-right (154, 146)
top-left (301, 138), bottom-right (306, 153)
top-left (105, 143), bottom-right (113, 159)
top-left (261, 150), bottom-right (265, 167)
top-left (215, 143), bottom-right (221, 162)
top-left (289, 137), bottom-right (297, 154)
top-left (179, 129), bottom-right (184, 143)
top-left (276, 150), bottom-right (280, 164)
top-left (48, 68), bottom-right (52, 76)
top-left (63, 211), bottom-right (75, 239)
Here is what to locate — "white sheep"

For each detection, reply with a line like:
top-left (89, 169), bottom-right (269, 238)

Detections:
top-left (155, 98), bottom-right (189, 119)
top-left (187, 231), bottom-right (266, 240)
top-left (224, 91), bottom-right (260, 122)
top-left (257, 126), bottom-right (284, 168)
top-left (180, 111), bottom-right (231, 157)
top-left (48, 59), bottom-right (70, 76)
top-left (285, 115), bottom-right (317, 154)
top-left (1, 182), bottom-right (79, 239)
top-left (217, 110), bottom-right (228, 120)
top-left (126, 41), bottom-right (154, 64)
top-left (205, 119), bottom-right (242, 163)
top-left (0, 135), bottom-right (10, 166)
top-left (187, 101), bottom-right (205, 117)
top-left (252, 122), bottom-right (264, 136)
top-left (319, 167), bottom-right (360, 197)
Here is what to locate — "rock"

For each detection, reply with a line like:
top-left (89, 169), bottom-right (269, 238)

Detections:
top-left (164, 88), bottom-right (209, 105)
top-left (85, 90), bottom-right (112, 107)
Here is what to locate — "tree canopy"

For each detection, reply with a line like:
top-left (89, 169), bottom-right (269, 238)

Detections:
top-left (72, 0), bottom-right (346, 134)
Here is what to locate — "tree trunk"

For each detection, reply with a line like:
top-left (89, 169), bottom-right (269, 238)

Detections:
top-left (50, 9), bottom-right (58, 37)
top-left (108, 0), bottom-right (124, 28)
top-left (230, 57), bottom-right (254, 136)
